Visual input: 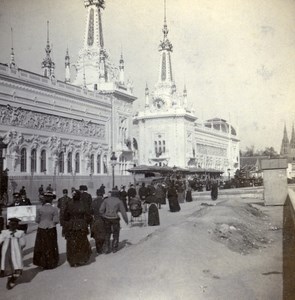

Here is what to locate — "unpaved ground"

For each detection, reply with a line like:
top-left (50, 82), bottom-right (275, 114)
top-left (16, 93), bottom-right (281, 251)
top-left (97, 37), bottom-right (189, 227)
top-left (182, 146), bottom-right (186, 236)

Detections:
top-left (0, 195), bottom-right (283, 300)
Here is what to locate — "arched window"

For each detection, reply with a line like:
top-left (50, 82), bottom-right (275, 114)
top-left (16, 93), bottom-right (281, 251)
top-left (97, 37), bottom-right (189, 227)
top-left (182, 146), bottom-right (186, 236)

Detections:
top-left (75, 153), bottom-right (80, 174)
top-left (90, 154), bottom-right (94, 174)
top-left (67, 152), bottom-right (72, 173)
top-left (40, 150), bottom-right (46, 172)
top-left (20, 148), bottom-right (27, 172)
top-left (97, 154), bottom-right (101, 174)
top-left (31, 149), bottom-right (37, 173)
top-left (58, 152), bottom-right (64, 173)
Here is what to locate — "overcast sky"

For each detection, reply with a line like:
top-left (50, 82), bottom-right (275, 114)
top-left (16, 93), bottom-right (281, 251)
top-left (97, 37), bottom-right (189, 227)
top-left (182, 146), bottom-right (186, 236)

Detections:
top-left (0, 0), bottom-right (294, 152)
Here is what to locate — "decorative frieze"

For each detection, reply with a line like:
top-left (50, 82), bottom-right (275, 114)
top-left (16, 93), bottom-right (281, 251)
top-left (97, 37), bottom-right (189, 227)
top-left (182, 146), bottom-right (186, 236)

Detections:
top-left (196, 143), bottom-right (227, 157)
top-left (0, 104), bottom-right (105, 138)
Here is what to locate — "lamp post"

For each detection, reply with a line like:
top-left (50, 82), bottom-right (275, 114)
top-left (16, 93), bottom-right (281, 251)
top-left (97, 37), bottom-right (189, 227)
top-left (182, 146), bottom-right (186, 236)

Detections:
top-left (0, 137), bottom-right (8, 205)
top-left (110, 152), bottom-right (117, 189)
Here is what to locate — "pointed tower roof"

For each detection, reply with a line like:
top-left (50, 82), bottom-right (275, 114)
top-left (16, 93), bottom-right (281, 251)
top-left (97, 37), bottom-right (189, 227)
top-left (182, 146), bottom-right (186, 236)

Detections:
top-left (41, 21), bottom-right (55, 78)
top-left (158, 0), bottom-right (173, 84)
top-left (9, 27), bottom-right (17, 69)
top-left (280, 123), bottom-right (290, 155)
top-left (290, 123), bottom-right (295, 149)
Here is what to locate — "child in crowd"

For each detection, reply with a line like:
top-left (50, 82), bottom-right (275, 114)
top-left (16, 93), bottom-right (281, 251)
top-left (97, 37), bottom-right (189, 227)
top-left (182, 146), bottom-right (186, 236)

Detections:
top-left (0, 217), bottom-right (26, 290)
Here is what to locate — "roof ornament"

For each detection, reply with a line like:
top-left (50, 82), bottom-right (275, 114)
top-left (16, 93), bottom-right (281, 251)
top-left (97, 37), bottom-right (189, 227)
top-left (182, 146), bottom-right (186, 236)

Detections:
top-left (9, 27), bottom-right (16, 69)
top-left (159, 0), bottom-right (173, 52)
top-left (41, 21), bottom-right (55, 78)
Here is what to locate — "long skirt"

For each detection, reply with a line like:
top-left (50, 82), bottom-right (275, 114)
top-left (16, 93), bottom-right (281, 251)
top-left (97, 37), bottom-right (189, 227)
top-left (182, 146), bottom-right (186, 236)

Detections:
top-left (211, 186), bottom-right (218, 200)
top-left (33, 227), bottom-right (59, 269)
top-left (66, 230), bottom-right (91, 267)
top-left (168, 196), bottom-right (181, 212)
top-left (177, 191), bottom-right (185, 203)
top-left (186, 190), bottom-right (192, 202)
top-left (148, 203), bottom-right (160, 226)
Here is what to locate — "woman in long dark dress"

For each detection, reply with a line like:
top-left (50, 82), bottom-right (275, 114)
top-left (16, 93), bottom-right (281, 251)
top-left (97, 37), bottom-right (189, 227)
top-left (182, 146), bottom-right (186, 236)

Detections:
top-left (63, 190), bottom-right (92, 267)
top-left (167, 181), bottom-right (181, 212)
top-left (211, 180), bottom-right (219, 201)
top-left (33, 192), bottom-right (59, 269)
top-left (186, 185), bottom-right (193, 202)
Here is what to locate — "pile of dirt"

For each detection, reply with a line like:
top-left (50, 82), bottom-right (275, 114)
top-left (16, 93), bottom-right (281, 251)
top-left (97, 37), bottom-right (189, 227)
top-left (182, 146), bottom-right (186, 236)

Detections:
top-left (200, 201), bottom-right (275, 255)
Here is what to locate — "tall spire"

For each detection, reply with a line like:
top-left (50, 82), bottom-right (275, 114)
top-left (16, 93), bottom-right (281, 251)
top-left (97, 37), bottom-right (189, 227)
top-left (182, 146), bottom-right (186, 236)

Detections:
top-left (145, 83), bottom-right (150, 107)
top-left (41, 21), bottom-right (55, 78)
top-left (9, 27), bottom-right (16, 69)
top-left (157, 0), bottom-right (174, 88)
top-left (280, 123), bottom-right (290, 155)
top-left (65, 47), bottom-right (71, 83)
top-left (183, 84), bottom-right (187, 107)
top-left (73, 1), bottom-right (113, 89)
top-left (119, 49), bottom-right (125, 84)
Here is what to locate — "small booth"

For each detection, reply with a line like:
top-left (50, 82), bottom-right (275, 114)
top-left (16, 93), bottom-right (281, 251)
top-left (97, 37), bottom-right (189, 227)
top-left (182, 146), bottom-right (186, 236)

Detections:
top-left (261, 158), bottom-right (288, 206)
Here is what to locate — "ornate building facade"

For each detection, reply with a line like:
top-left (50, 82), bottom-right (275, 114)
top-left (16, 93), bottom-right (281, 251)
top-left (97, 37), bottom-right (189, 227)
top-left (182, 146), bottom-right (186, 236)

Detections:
top-left (0, 0), bottom-right (136, 199)
top-left (133, 5), bottom-right (240, 177)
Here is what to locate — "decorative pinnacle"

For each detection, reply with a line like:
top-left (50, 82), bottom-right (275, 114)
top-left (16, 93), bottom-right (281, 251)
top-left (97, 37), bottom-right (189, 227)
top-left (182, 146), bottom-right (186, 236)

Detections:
top-left (159, 0), bottom-right (173, 52)
top-left (10, 27), bottom-right (16, 67)
top-left (84, 0), bottom-right (105, 9)
top-left (183, 85), bottom-right (187, 96)
top-left (145, 83), bottom-right (149, 95)
top-left (163, 0), bottom-right (168, 38)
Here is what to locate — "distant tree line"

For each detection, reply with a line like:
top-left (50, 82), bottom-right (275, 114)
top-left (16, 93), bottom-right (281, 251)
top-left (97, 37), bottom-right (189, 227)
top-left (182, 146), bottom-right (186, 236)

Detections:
top-left (240, 146), bottom-right (279, 158)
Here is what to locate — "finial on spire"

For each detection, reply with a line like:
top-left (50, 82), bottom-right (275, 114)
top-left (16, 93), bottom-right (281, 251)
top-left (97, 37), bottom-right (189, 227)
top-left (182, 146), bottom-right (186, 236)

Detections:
top-left (159, 0), bottom-right (172, 52)
top-left (42, 21), bottom-right (55, 78)
top-left (119, 47), bottom-right (125, 84)
top-left (145, 83), bottom-right (149, 95)
top-left (145, 82), bottom-right (150, 107)
top-left (10, 27), bottom-right (16, 69)
top-left (162, 0), bottom-right (168, 39)
top-left (83, 57), bottom-right (87, 88)
top-left (65, 47), bottom-right (71, 83)
top-left (183, 84), bottom-right (187, 96)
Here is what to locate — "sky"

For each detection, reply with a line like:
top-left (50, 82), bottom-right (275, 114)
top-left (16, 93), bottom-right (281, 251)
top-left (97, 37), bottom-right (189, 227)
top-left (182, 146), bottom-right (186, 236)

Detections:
top-left (0, 0), bottom-right (294, 152)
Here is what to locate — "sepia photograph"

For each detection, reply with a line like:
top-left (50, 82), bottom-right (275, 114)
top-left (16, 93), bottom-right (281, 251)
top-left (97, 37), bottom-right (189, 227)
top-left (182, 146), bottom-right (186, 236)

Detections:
top-left (0, 0), bottom-right (294, 299)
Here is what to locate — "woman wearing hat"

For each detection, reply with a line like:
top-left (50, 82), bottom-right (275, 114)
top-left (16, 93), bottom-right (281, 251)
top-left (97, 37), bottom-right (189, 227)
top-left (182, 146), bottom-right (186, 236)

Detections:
top-left (62, 189), bottom-right (92, 267)
top-left (33, 192), bottom-right (59, 269)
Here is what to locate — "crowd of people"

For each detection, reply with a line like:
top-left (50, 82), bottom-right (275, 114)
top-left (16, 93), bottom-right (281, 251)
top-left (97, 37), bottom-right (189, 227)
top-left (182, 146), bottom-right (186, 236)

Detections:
top-left (0, 178), bottom-right (218, 290)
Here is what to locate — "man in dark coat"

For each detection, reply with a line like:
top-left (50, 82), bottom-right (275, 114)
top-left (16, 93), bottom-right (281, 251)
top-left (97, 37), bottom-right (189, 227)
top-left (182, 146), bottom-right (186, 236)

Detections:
top-left (57, 189), bottom-right (71, 236)
top-left (119, 186), bottom-right (128, 212)
top-left (99, 190), bottom-right (128, 253)
top-left (79, 185), bottom-right (92, 210)
top-left (98, 184), bottom-right (105, 195)
top-left (138, 183), bottom-right (148, 201)
top-left (19, 186), bottom-right (26, 197)
top-left (127, 184), bottom-right (137, 210)
top-left (91, 190), bottom-right (105, 254)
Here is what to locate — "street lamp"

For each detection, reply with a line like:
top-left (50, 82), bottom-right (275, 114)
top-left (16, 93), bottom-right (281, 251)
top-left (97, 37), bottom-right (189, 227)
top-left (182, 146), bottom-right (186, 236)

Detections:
top-left (110, 152), bottom-right (117, 189)
top-left (0, 137), bottom-right (8, 206)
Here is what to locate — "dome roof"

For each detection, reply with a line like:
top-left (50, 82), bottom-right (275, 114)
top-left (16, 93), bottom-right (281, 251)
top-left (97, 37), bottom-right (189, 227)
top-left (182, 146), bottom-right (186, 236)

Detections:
top-left (204, 118), bottom-right (237, 136)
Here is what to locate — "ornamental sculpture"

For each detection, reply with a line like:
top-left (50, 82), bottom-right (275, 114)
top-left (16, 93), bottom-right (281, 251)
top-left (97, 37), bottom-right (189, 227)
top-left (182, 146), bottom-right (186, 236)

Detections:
top-left (0, 105), bottom-right (105, 139)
